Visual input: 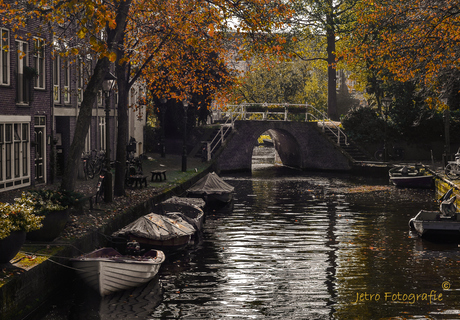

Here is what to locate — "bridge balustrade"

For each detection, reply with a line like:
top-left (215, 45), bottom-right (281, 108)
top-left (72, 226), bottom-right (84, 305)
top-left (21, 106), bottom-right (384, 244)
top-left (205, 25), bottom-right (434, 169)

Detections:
top-left (207, 103), bottom-right (348, 159)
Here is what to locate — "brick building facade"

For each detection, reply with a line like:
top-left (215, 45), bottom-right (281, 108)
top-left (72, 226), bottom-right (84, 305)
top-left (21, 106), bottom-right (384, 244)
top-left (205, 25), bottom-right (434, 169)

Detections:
top-left (0, 20), bottom-right (146, 193)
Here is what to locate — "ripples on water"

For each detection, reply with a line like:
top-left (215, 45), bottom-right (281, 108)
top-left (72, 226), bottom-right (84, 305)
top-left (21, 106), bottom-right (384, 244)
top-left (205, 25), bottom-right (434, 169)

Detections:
top-left (35, 166), bottom-right (460, 319)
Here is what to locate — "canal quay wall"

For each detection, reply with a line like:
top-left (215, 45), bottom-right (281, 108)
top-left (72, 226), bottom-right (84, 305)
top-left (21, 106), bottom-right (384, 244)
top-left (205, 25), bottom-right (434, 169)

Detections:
top-left (0, 160), bottom-right (215, 320)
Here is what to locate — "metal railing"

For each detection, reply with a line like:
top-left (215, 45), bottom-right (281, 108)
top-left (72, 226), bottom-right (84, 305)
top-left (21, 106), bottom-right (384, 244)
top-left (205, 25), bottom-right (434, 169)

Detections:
top-left (207, 103), bottom-right (348, 158)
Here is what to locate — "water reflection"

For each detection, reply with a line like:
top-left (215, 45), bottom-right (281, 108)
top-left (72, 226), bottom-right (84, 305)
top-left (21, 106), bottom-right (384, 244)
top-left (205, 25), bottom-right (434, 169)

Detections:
top-left (33, 166), bottom-right (460, 319)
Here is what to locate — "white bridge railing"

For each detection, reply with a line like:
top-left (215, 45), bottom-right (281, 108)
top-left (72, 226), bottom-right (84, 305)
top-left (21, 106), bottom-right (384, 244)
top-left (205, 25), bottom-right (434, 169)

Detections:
top-left (206, 103), bottom-right (348, 159)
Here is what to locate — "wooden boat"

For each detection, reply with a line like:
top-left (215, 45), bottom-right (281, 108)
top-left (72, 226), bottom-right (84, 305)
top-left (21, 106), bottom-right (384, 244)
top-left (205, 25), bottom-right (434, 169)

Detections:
top-left (112, 212), bottom-right (196, 251)
top-left (409, 189), bottom-right (460, 240)
top-left (389, 165), bottom-right (434, 188)
top-left (70, 247), bottom-right (165, 296)
top-left (160, 197), bottom-right (205, 232)
top-left (187, 172), bottom-right (234, 205)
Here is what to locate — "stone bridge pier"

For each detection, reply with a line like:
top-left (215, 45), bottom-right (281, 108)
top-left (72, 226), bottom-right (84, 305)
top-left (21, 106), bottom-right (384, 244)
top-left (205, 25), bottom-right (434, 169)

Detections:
top-left (215, 120), bottom-right (353, 172)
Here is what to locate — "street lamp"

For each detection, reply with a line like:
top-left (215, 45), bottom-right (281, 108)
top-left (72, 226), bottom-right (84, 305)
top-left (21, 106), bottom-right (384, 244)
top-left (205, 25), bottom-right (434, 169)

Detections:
top-left (160, 97), bottom-right (167, 158)
top-left (182, 99), bottom-right (189, 172)
top-left (102, 71), bottom-right (116, 202)
top-left (381, 97), bottom-right (392, 162)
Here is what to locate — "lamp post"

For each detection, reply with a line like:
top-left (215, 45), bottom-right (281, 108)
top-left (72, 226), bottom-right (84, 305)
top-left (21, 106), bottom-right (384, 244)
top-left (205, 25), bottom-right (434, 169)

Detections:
top-left (381, 97), bottom-right (392, 162)
top-left (160, 97), bottom-right (167, 158)
top-left (182, 99), bottom-right (189, 172)
top-left (102, 72), bottom-right (116, 203)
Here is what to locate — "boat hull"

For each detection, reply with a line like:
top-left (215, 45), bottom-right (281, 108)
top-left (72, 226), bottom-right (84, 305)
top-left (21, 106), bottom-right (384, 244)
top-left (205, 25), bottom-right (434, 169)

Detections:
top-left (127, 234), bottom-right (192, 252)
top-left (71, 248), bottom-right (165, 296)
top-left (390, 175), bottom-right (434, 188)
top-left (410, 210), bottom-right (460, 240)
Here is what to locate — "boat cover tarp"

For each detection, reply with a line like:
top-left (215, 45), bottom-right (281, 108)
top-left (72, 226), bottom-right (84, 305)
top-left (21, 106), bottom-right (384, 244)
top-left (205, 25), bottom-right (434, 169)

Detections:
top-left (112, 213), bottom-right (195, 241)
top-left (187, 172), bottom-right (234, 196)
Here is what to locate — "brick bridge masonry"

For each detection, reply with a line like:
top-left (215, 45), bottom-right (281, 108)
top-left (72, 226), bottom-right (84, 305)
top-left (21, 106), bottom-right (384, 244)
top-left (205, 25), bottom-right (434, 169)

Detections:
top-left (215, 120), bottom-right (354, 172)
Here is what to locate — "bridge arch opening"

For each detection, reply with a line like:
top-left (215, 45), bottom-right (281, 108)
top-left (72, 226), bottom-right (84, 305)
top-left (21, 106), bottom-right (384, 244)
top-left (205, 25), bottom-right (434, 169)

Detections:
top-left (251, 129), bottom-right (301, 171)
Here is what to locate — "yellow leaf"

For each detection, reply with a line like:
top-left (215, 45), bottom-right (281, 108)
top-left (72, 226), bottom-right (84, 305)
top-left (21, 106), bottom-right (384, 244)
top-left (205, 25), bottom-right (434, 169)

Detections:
top-left (77, 29), bottom-right (85, 39)
top-left (108, 52), bottom-right (116, 62)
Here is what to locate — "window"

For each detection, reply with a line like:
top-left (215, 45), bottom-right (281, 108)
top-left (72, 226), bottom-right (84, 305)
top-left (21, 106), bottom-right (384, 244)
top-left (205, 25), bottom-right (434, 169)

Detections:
top-left (16, 40), bottom-right (29, 104)
top-left (5, 124), bottom-right (12, 180)
top-left (99, 116), bottom-right (106, 150)
top-left (0, 118), bottom-right (31, 191)
top-left (1, 28), bottom-right (9, 85)
top-left (84, 128), bottom-right (91, 153)
top-left (14, 124), bottom-right (20, 178)
top-left (22, 123), bottom-right (28, 176)
top-left (97, 90), bottom-right (102, 106)
top-left (33, 38), bottom-right (45, 89)
top-left (77, 57), bottom-right (84, 104)
top-left (53, 54), bottom-right (60, 103)
top-left (64, 58), bottom-right (70, 103)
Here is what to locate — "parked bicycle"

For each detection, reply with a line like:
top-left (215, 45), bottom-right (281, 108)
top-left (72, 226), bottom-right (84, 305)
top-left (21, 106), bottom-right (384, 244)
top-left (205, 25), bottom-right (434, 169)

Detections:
top-left (95, 167), bottom-right (107, 203)
top-left (374, 144), bottom-right (404, 161)
top-left (445, 149), bottom-right (460, 179)
top-left (82, 150), bottom-right (106, 179)
top-left (81, 151), bottom-right (92, 180)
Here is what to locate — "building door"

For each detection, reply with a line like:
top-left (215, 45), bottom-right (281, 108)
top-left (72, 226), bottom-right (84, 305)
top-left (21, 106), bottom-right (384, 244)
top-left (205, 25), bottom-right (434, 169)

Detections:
top-left (34, 117), bottom-right (46, 184)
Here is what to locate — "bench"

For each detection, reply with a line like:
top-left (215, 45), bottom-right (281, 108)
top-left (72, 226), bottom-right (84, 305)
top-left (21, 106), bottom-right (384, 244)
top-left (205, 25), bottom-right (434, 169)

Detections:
top-left (129, 174), bottom-right (148, 188)
top-left (151, 170), bottom-right (167, 182)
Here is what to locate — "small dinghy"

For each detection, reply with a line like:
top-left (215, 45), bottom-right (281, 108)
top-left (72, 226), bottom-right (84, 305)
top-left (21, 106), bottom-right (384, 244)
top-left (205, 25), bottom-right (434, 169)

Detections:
top-left (71, 247), bottom-right (165, 296)
top-left (389, 165), bottom-right (433, 188)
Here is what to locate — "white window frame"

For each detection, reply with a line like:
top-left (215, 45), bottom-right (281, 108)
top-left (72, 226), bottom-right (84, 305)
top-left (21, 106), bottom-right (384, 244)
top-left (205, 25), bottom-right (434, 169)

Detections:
top-left (0, 28), bottom-right (10, 86)
top-left (84, 127), bottom-right (91, 153)
top-left (0, 116), bottom-right (31, 192)
top-left (16, 40), bottom-right (29, 105)
top-left (53, 54), bottom-right (60, 103)
top-left (99, 116), bottom-right (106, 150)
top-left (64, 58), bottom-right (70, 103)
top-left (77, 57), bottom-right (84, 104)
top-left (33, 37), bottom-right (45, 89)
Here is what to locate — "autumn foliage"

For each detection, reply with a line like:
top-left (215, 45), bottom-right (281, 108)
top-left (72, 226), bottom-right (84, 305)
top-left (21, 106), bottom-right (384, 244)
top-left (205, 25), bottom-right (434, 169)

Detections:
top-left (343, 0), bottom-right (460, 100)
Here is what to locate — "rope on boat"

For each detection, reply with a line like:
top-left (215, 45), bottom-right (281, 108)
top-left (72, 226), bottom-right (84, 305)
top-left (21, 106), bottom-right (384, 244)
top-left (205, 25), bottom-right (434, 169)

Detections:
top-left (17, 251), bottom-right (85, 271)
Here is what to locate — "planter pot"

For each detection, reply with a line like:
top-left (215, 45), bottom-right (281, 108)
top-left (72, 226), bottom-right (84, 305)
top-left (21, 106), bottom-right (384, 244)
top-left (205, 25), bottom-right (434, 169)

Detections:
top-left (0, 231), bottom-right (26, 263)
top-left (27, 209), bottom-right (69, 242)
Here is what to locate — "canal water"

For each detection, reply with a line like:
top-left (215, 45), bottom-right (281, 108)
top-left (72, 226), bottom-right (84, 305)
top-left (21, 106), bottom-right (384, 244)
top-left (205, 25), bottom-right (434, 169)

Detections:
top-left (31, 165), bottom-right (460, 319)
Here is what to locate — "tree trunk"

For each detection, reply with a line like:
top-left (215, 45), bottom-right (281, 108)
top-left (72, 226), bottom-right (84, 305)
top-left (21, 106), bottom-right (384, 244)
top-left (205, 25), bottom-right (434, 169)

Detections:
top-left (114, 62), bottom-right (129, 197)
top-left (60, 0), bottom-right (133, 192)
top-left (326, 10), bottom-right (338, 121)
top-left (60, 58), bottom-right (110, 192)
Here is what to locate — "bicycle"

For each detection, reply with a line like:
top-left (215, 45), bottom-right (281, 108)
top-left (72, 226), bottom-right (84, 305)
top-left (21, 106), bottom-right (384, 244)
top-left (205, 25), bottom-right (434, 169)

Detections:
top-left (81, 151), bottom-right (93, 180)
top-left (374, 144), bottom-right (404, 161)
top-left (445, 150), bottom-right (460, 179)
top-left (91, 150), bottom-right (105, 178)
top-left (95, 167), bottom-right (107, 204)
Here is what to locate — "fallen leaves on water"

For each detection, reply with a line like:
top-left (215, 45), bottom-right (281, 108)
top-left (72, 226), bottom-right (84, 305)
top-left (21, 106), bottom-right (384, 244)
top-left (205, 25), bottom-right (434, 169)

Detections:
top-left (339, 185), bottom-right (393, 194)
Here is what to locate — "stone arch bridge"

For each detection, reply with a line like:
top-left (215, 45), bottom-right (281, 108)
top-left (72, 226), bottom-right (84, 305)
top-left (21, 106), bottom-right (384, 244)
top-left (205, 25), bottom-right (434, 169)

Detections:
top-left (214, 120), bottom-right (358, 172)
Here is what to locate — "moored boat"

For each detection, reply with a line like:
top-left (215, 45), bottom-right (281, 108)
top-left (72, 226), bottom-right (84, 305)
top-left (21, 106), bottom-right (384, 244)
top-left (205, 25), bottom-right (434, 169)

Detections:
top-left (389, 165), bottom-right (434, 188)
top-left (70, 247), bottom-right (165, 296)
top-left (112, 212), bottom-right (196, 251)
top-left (187, 172), bottom-right (234, 205)
top-left (409, 188), bottom-right (459, 240)
top-left (160, 199), bottom-right (205, 233)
